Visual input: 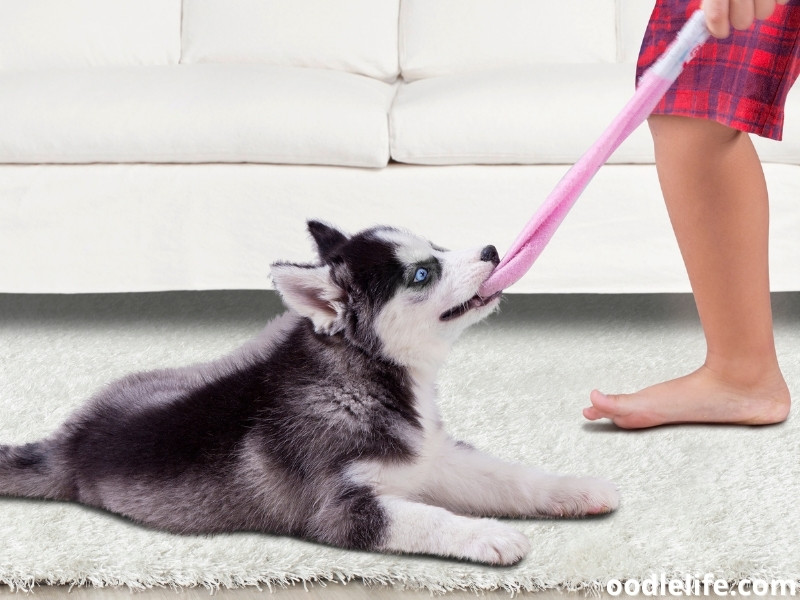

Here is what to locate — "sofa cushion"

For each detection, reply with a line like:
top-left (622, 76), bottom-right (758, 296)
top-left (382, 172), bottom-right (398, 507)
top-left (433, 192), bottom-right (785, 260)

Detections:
top-left (400, 0), bottom-right (617, 81)
top-left (391, 64), bottom-right (655, 165)
top-left (0, 0), bottom-right (180, 69)
top-left (391, 63), bottom-right (800, 166)
top-left (182, 0), bottom-right (400, 82)
top-left (0, 65), bottom-right (394, 167)
top-left (618, 0), bottom-right (657, 63)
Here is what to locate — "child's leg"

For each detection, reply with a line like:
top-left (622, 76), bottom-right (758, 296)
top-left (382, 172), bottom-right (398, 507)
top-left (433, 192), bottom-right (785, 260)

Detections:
top-left (583, 114), bottom-right (790, 428)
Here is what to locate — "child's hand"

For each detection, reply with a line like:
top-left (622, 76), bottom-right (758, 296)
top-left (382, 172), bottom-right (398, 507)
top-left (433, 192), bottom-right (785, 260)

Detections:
top-left (702, 0), bottom-right (790, 38)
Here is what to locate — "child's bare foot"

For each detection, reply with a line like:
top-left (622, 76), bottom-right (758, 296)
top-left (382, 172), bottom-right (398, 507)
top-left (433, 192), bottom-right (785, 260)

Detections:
top-left (583, 364), bottom-right (791, 429)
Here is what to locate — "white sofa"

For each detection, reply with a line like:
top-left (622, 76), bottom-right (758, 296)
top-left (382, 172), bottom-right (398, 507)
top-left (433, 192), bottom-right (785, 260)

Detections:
top-left (1, 0), bottom-right (798, 294)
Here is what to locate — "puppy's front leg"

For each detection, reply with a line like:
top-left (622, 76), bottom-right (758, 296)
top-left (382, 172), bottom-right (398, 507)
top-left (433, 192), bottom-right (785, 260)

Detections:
top-left (376, 495), bottom-right (530, 565)
top-left (421, 438), bottom-right (619, 518)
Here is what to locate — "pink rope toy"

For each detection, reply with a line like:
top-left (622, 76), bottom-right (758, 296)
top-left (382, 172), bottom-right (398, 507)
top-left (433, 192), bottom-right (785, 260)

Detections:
top-left (478, 10), bottom-right (711, 298)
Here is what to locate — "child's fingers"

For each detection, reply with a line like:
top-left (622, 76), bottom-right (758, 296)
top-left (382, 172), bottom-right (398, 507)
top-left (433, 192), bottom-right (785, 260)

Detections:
top-left (729, 0), bottom-right (756, 31)
top-left (703, 0), bottom-right (786, 38)
top-left (702, 0), bottom-right (731, 38)
top-left (754, 0), bottom-right (777, 20)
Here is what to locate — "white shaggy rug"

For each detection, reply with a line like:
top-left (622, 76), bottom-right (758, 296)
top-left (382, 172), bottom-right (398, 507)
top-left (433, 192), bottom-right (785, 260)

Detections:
top-left (1, 292), bottom-right (798, 593)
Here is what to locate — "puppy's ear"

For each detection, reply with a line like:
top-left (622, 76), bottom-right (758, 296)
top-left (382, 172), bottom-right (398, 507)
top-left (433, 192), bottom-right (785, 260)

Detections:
top-left (308, 220), bottom-right (348, 261)
top-left (271, 263), bottom-right (346, 335)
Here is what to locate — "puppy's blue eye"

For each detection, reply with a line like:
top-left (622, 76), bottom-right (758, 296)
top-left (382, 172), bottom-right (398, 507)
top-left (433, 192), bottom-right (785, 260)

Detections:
top-left (413, 267), bottom-right (429, 283)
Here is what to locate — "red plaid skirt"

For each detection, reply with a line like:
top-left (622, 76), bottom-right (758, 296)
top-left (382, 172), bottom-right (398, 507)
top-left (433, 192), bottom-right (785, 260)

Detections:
top-left (637, 0), bottom-right (800, 140)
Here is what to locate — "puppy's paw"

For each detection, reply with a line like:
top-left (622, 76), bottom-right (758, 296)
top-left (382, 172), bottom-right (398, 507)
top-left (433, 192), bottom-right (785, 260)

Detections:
top-left (458, 519), bottom-right (531, 566)
top-left (540, 476), bottom-right (620, 517)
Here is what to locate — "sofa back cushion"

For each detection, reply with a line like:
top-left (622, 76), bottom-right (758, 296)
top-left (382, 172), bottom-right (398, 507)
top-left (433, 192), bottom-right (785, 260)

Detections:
top-left (400, 0), bottom-right (617, 81)
top-left (181, 0), bottom-right (400, 82)
top-left (0, 0), bottom-right (181, 69)
top-left (618, 0), bottom-right (657, 63)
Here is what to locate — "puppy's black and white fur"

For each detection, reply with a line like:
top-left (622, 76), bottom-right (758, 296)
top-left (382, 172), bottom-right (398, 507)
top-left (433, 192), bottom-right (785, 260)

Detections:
top-left (0, 221), bottom-right (619, 565)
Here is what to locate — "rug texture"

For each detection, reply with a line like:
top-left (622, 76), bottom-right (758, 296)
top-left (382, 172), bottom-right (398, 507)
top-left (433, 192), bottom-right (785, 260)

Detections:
top-left (0, 292), bottom-right (798, 593)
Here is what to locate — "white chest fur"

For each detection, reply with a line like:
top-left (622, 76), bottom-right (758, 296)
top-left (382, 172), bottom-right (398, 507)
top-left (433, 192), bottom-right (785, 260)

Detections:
top-left (346, 379), bottom-right (446, 500)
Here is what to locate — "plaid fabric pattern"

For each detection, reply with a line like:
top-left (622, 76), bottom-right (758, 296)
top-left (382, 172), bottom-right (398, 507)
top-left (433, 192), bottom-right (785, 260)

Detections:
top-left (637, 0), bottom-right (800, 140)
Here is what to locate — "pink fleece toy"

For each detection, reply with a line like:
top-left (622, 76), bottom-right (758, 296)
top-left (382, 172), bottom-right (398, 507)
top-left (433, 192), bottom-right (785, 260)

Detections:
top-left (478, 10), bottom-right (710, 298)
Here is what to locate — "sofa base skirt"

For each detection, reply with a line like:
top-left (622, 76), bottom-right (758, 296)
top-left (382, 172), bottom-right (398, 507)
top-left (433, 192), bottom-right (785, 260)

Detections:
top-left (1, 163), bottom-right (798, 294)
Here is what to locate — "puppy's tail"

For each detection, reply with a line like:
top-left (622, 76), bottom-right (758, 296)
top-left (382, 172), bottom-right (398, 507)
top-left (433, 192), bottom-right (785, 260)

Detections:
top-left (0, 441), bottom-right (73, 501)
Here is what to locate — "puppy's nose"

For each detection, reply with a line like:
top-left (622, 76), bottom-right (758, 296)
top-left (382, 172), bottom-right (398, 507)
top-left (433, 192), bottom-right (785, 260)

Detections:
top-left (480, 245), bottom-right (500, 265)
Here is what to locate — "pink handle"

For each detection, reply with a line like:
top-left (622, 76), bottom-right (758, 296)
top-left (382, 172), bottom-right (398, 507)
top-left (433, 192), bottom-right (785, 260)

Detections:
top-left (479, 10), bottom-right (709, 297)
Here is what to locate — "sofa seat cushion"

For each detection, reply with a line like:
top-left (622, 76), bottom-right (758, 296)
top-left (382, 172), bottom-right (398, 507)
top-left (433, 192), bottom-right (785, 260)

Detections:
top-left (391, 64), bottom-right (656, 165)
top-left (0, 64), bottom-right (395, 167)
top-left (391, 63), bottom-right (800, 166)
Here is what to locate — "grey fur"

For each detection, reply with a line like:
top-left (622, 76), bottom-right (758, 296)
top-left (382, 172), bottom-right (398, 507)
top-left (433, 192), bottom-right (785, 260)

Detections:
top-left (0, 223), bottom-right (445, 551)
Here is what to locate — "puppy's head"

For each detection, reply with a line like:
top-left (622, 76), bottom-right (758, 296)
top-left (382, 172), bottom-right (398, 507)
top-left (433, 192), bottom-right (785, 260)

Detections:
top-left (271, 221), bottom-right (501, 370)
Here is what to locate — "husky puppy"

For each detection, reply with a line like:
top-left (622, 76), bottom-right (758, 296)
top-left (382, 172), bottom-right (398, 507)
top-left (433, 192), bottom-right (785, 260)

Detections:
top-left (0, 221), bottom-right (618, 565)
